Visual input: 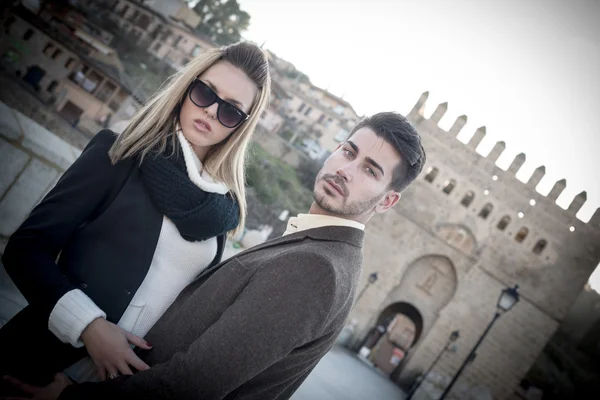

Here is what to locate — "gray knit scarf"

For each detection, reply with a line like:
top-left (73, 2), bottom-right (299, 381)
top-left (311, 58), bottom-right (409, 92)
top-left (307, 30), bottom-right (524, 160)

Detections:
top-left (138, 145), bottom-right (239, 242)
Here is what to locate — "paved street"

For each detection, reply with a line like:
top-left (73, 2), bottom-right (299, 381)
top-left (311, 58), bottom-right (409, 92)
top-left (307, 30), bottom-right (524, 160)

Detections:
top-left (292, 346), bottom-right (406, 400)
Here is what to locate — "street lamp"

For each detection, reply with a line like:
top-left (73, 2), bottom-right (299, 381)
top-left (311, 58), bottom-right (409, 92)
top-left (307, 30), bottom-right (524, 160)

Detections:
top-left (354, 272), bottom-right (378, 307)
top-left (439, 285), bottom-right (520, 399)
top-left (406, 330), bottom-right (460, 400)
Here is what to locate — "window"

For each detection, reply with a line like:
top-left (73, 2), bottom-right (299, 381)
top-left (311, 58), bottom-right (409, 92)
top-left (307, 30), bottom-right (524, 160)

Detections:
top-left (51, 49), bottom-right (62, 60)
top-left (95, 81), bottom-right (117, 102)
top-left (136, 14), bottom-right (151, 30)
top-left (497, 215), bottom-right (510, 231)
top-left (479, 203), bottom-right (493, 219)
top-left (23, 29), bottom-right (34, 40)
top-left (71, 68), bottom-right (103, 93)
top-left (304, 106), bottom-right (312, 116)
top-left (160, 28), bottom-right (171, 41)
top-left (318, 114), bottom-right (325, 124)
top-left (533, 239), bottom-right (547, 255)
top-left (443, 179), bottom-right (456, 194)
top-left (65, 57), bottom-right (76, 69)
top-left (515, 227), bottom-right (528, 243)
top-left (43, 43), bottom-right (54, 56)
top-left (47, 80), bottom-right (58, 92)
top-left (461, 191), bottom-right (475, 207)
top-left (424, 167), bottom-right (438, 183)
top-left (153, 42), bottom-right (161, 52)
top-left (297, 103), bottom-right (305, 112)
top-left (121, 5), bottom-right (130, 16)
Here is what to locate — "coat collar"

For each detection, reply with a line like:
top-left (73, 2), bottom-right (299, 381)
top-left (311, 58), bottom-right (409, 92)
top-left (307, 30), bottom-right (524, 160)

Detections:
top-left (237, 225), bottom-right (364, 258)
top-left (194, 226), bottom-right (364, 281)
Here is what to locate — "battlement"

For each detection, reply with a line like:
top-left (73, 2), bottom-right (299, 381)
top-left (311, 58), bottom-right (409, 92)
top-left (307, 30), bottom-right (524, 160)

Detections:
top-left (409, 91), bottom-right (600, 229)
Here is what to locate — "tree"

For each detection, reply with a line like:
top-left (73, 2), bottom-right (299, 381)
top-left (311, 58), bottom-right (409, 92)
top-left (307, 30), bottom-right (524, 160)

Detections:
top-left (191, 0), bottom-right (250, 45)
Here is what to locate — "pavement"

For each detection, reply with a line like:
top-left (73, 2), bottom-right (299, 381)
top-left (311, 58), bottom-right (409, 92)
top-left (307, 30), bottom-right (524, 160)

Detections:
top-left (292, 346), bottom-right (407, 400)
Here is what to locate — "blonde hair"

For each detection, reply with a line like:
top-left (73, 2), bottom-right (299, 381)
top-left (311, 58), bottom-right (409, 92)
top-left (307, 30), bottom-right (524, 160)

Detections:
top-left (109, 42), bottom-right (271, 237)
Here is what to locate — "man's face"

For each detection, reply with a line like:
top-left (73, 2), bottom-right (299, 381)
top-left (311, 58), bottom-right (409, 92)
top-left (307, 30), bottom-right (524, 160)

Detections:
top-left (312, 127), bottom-right (402, 222)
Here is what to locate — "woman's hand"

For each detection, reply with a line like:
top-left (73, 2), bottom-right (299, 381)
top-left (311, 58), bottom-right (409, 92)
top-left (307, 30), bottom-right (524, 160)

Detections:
top-left (80, 318), bottom-right (152, 380)
top-left (2, 373), bottom-right (72, 400)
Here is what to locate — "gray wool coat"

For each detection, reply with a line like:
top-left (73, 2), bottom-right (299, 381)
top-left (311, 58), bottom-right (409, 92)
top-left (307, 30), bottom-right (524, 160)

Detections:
top-left (59, 225), bottom-right (364, 400)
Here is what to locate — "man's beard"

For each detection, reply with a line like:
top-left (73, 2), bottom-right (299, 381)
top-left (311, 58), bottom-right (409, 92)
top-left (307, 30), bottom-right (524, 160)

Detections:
top-left (313, 173), bottom-right (384, 216)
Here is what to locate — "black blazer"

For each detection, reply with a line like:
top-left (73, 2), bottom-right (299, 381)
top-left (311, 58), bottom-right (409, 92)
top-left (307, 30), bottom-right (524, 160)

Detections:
top-left (0, 130), bottom-right (225, 385)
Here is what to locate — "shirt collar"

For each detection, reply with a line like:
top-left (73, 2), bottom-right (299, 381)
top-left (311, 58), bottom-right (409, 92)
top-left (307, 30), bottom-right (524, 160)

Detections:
top-left (283, 213), bottom-right (365, 236)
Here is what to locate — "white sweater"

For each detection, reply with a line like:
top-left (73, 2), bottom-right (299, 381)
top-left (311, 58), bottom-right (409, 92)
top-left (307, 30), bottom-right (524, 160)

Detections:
top-left (50, 132), bottom-right (229, 382)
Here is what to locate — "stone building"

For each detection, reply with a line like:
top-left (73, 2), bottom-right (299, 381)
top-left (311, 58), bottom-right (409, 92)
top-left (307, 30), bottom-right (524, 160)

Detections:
top-left (347, 92), bottom-right (600, 399)
top-left (266, 51), bottom-right (359, 159)
top-left (0, 7), bottom-right (138, 135)
top-left (277, 80), bottom-right (359, 157)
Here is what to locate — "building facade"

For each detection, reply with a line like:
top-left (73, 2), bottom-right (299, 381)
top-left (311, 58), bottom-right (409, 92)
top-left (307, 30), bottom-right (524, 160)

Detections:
top-left (0, 8), bottom-right (138, 135)
top-left (281, 81), bottom-right (359, 154)
top-left (346, 93), bottom-right (600, 399)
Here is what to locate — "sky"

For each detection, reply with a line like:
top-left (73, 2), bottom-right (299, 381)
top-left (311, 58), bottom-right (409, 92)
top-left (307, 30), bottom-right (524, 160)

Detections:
top-left (237, 0), bottom-right (600, 291)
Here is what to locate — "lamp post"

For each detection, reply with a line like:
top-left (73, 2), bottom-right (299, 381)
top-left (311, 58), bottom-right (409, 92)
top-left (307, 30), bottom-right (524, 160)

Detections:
top-left (406, 330), bottom-right (460, 400)
top-left (439, 285), bottom-right (520, 400)
top-left (354, 272), bottom-right (378, 307)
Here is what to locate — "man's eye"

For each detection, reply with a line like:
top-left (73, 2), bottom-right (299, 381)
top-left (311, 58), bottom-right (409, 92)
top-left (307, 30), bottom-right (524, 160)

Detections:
top-left (344, 149), bottom-right (354, 157)
top-left (366, 167), bottom-right (376, 177)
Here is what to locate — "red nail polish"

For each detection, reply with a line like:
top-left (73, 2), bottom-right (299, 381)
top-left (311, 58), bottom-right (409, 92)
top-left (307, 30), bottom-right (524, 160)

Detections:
top-left (146, 342), bottom-right (153, 347)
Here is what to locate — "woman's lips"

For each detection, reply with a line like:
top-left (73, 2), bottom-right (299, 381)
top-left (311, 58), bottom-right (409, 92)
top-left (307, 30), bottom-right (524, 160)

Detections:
top-left (193, 119), bottom-right (211, 132)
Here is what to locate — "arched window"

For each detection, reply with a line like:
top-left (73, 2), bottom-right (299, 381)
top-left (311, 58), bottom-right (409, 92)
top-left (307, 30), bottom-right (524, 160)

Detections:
top-left (424, 167), bottom-right (438, 183)
top-left (515, 227), bottom-right (529, 243)
top-left (443, 179), bottom-right (456, 194)
top-left (497, 215), bottom-right (510, 231)
top-left (533, 239), bottom-right (547, 255)
top-left (478, 203), bottom-right (493, 219)
top-left (461, 191), bottom-right (475, 207)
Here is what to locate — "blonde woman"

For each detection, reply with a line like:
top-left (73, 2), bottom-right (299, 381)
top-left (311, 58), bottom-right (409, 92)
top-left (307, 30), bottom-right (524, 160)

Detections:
top-left (0, 41), bottom-right (271, 389)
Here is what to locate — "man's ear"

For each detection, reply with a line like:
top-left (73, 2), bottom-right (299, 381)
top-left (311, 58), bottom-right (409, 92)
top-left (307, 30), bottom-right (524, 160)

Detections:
top-left (374, 191), bottom-right (401, 214)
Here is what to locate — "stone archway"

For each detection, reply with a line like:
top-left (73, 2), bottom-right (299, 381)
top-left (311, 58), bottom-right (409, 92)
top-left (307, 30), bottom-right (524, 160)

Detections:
top-left (364, 302), bottom-right (424, 376)
top-left (360, 255), bottom-right (458, 376)
top-left (375, 302), bottom-right (424, 347)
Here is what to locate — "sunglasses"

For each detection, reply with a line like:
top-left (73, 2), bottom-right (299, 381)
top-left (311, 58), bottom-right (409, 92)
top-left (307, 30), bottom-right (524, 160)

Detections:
top-left (188, 78), bottom-right (250, 128)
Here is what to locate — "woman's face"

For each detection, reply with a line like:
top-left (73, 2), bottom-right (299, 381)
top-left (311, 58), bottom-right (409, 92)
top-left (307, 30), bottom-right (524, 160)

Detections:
top-left (179, 60), bottom-right (258, 160)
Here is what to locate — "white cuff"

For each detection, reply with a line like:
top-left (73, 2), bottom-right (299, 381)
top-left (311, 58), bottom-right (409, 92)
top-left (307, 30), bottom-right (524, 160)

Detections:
top-left (48, 289), bottom-right (106, 348)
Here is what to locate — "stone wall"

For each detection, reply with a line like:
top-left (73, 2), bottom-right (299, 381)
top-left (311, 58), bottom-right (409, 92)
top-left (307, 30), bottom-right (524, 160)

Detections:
top-left (0, 101), bottom-right (83, 326)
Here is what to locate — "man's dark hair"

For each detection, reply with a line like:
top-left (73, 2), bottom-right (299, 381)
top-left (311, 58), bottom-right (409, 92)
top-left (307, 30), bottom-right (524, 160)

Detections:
top-left (348, 112), bottom-right (426, 192)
